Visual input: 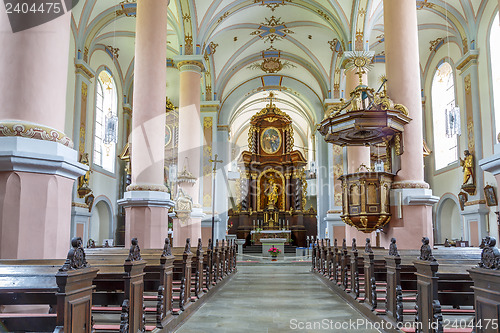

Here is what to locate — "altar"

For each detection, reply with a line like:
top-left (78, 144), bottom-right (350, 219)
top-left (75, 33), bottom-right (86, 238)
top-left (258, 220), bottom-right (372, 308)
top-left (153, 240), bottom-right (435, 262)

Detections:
top-left (260, 238), bottom-right (286, 258)
top-left (227, 93), bottom-right (317, 247)
top-left (250, 230), bottom-right (291, 245)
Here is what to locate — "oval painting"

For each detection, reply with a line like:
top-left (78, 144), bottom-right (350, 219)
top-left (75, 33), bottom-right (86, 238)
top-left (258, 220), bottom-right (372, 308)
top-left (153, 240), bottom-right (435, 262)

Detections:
top-left (261, 127), bottom-right (281, 154)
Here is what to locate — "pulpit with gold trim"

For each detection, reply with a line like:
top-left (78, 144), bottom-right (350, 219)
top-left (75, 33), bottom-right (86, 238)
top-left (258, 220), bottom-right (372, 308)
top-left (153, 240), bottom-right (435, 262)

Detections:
top-left (227, 94), bottom-right (317, 247)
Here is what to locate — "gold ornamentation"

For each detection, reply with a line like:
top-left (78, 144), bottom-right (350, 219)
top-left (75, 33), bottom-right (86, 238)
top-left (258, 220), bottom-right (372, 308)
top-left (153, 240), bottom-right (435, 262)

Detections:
top-left (251, 92), bottom-right (292, 122)
top-left (429, 37), bottom-right (443, 51)
top-left (203, 194), bottom-right (211, 207)
top-left (464, 199), bottom-right (486, 207)
top-left (106, 45), bottom-right (119, 59)
top-left (208, 42), bottom-right (218, 55)
top-left (126, 184), bottom-right (169, 192)
top-left (77, 153), bottom-right (92, 198)
top-left (177, 60), bottom-right (204, 71)
top-left (457, 54), bottom-right (479, 71)
top-left (254, 0), bottom-right (291, 11)
top-left (257, 168), bottom-right (286, 211)
top-left (204, 117), bottom-right (213, 129)
top-left (166, 97), bottom-right (174, 112)
top-left (75, 63), bottom-right (94, 79)
top-left (0, 121), bottom-right (73, 148)
top-left (247, 57), bottom-right (296, 74)
top-left (328, 38), bottom-right (344, 56)
top-left (391, 181), bottom-right (430, 189)
top-left (460, 149), bottom-right (474, 186)
top-left (394, 133), bottom-right (402, 155)
top-left (464, 75), bottom-right (471, 92)
top-left (250, 16), bottom-right (294, 44)
top-left (301, 169), bottom-right (307, 210)
top-left (72, 202), bottom-right (89, 209)
top-left (265, 117), bottom-right (278, 123)
top-left (184, 35), bottom-right (193, 55)
top-left (216, 11), bottom-right (229, 24)
top-left (467, 121), bottom-right (474, 151)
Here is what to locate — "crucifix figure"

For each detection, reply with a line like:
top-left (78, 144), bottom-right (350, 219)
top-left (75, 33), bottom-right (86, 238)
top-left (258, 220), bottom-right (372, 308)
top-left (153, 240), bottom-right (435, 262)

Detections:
top-left (208, 154), bottom-right (223, 264)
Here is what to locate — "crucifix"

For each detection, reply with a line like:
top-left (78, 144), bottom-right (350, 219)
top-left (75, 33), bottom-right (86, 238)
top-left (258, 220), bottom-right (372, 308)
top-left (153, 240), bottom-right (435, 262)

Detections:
top-left (208, 154), bottom-right (223, 268)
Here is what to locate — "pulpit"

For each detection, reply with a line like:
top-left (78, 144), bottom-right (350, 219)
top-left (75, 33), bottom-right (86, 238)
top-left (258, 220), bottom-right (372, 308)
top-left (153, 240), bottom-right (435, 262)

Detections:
top-left (228, 93), bottom-right (317, 246)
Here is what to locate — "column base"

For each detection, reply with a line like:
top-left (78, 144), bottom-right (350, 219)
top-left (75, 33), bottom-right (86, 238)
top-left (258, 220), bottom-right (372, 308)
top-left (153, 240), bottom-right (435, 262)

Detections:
top-left (324, 209), bottom-right (345, 243)
top-left (173, 207), bottom-right (204, 247)
top-left (118, 190), bottom-right (175, 248)
top-left (201, 213), bottom-right (220, 246)
top-left (0, 137), bottom-right (86, 259)
top-left (383, 188), bottom-right (439, 249)
top-left (71, 204), bottom-right (92, 244)
top-left (460, 204), bottom-right (489, 247)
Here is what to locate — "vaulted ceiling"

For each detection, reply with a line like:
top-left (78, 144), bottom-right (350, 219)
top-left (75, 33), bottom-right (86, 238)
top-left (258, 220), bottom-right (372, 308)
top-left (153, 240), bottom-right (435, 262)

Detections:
top-left (70, 0), bottom-right (493, 153)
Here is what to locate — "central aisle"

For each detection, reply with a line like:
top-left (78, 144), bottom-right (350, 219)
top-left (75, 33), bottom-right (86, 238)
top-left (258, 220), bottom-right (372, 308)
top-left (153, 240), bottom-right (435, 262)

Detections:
top-left (175, 264), bottom-right (380, 332)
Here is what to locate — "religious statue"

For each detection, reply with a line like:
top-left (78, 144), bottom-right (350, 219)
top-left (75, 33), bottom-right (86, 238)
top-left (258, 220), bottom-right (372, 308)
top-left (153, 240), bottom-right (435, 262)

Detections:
top-left (459, 150), bottom-right (474, 185)
top-left (266, 179), bottom-right (279, 208)
top-left (77, 153), bottom-right (92, 198)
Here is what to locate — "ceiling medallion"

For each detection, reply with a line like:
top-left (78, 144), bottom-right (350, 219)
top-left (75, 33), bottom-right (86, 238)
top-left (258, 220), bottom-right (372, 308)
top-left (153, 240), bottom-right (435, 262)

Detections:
top-left (247, 57), bottom-right (296, 74)
top-left (254, 0), bottom-right (292, 11)
top-left (250, 16), bottom-right (294, 44)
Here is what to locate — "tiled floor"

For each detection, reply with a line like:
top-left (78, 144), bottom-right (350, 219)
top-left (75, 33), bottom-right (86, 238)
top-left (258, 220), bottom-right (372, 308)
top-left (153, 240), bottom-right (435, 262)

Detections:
top-left (175, 264), bottom-right (381, 333)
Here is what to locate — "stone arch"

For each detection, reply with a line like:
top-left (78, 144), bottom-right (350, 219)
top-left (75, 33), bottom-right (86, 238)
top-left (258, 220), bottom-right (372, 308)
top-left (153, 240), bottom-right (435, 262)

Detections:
top-left (89, 195), bottom-right (115, 246)
top-left (435, 193), bottom-right (462, 244)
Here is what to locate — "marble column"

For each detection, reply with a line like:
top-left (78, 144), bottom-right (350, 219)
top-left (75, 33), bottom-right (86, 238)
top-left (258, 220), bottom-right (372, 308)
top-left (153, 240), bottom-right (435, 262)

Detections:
top-left (0, 11), bottom-right (86, 258)
top-left (173, 57), bottom-right (205, 246)
top-left (383, 0), bottom-right (438, 249)
top-left (118, 0), bottom-right (174, 249)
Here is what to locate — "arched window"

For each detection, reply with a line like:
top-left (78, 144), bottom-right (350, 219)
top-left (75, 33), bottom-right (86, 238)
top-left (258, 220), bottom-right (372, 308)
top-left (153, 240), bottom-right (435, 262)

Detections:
top-left (94, 70), bottom-right (118, 173)
top-left (431, 61), bottom-right (459, 170)
top-left (491, 13), bottom-right (500, 136)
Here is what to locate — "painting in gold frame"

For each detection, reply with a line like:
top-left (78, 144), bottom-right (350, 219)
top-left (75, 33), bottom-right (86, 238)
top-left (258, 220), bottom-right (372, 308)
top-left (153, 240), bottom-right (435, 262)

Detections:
top-left (260, 127), bottom-right (281, 154)
top-left (484, 185), bottom-right (497, 207)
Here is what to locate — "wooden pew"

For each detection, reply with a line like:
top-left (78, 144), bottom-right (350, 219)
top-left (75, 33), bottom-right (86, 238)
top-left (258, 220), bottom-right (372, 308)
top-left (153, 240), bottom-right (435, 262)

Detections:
top-left (313, 236), bottom-right (480, 332)
top-left (0, 237), bottom-right (98, 332)
top-left (468, 236), bottom-right (500, 333)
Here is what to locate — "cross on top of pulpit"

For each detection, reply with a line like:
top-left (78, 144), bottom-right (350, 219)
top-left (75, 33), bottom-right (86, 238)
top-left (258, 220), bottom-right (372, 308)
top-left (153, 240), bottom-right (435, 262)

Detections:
top-left (209, 154), bottom-right (223, 174)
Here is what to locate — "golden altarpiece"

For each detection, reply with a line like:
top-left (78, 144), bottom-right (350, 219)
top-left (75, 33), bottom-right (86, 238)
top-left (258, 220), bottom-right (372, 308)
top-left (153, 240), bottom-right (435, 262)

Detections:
top-left (228, 94), bottom-right (317, 247)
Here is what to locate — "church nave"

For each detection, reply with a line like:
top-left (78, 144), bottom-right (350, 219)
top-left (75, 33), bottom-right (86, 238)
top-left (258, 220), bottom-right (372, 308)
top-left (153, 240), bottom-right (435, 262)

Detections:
top-left (175, 264), bottom-right (380, 333)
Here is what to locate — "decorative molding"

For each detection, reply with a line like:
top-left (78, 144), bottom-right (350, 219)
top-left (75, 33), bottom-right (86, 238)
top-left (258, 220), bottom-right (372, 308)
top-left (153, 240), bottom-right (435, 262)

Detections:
top-left (0, 136), bottom-right (87, 180)
top-left (0, 120), bottom-right (73, 148)
top-left (457, 51), bottom-right (479, 72)
top-left (176, 60), bottom-right (204, 72)
top-left (126, 184), bottom-right (169, 192)
top-left (118, 190), bottom-right (174, 208)
top-left (464, 199), bottom-right (486, 207)
top-left (391, 181), bottom-right (429, 189)
top-left (74, 61), bottom-right (95, 80)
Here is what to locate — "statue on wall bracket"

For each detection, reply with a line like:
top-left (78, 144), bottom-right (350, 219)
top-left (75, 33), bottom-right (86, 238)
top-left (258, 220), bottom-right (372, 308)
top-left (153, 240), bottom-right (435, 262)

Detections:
top-left (460, 149), bottom-right (475, 195)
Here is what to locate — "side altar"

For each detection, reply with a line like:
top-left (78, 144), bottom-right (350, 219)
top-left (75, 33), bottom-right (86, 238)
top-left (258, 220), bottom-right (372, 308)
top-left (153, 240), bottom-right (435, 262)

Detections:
top-left (227, 93), bottom-right (317, 247)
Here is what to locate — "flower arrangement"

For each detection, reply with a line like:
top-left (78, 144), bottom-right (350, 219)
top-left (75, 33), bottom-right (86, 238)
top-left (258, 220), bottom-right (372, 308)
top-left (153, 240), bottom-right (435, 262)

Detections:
top-left (268, 247), bottom-right (281, 257)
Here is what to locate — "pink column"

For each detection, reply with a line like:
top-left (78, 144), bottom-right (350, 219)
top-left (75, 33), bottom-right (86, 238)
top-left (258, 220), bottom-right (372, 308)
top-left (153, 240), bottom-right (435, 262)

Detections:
top-left (343, 69), bottom-right (376, 245)
top-left (384, 0), bottom-right (424, 184)
top-left (0, 11), bottom-right (87, 259)
top-left (382, 0), bottom-right (436, 249)
top-left (173, 59), bottom-right (204, 246)
top-left (120, 0), bottom-right (173, 249)
top-left (129, 0), bottom-right (168, 187)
